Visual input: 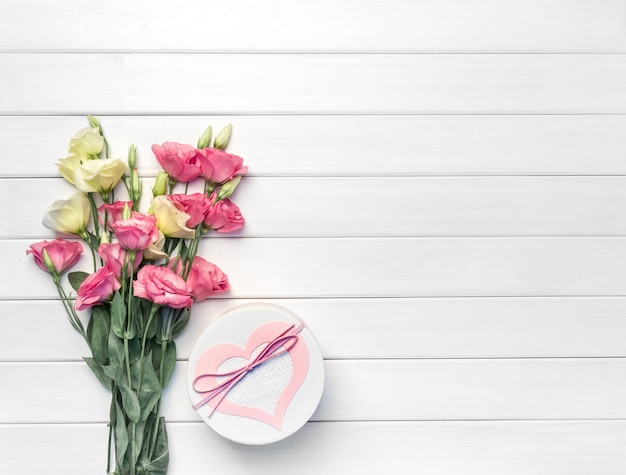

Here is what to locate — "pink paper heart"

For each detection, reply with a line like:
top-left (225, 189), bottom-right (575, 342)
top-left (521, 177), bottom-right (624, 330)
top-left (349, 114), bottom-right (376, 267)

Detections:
top-left (193, 321), bottom-right (310, 430)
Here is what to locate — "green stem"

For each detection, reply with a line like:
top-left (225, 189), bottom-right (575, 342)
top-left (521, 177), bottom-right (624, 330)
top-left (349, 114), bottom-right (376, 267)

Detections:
top-left (123, 338), bottom-right (133, 387)
top-left (53, 276), bottom-right (86, 340)
top-left (126, 254), bottom-right (136, 332)
top-left (87, 193), bottom-right (101, 240)
top-left (137, 304), bottom-right (159, 391)
top-left (102, 135), bottom-right (110, 159)
top-left (81, 231), bottom-right (98, 271)
top-left (149, 338), bottom-right (169, 459)
top-left (123, 252), bottom-right (137, 475)
top-left (182, 228), bottom-right (203, 279)
top-left (107, 383), bottom-right (115, 474)
top-left (123, 335), bottom-right (136, 475)
top-left (205, 180), bottom-right (216, 196)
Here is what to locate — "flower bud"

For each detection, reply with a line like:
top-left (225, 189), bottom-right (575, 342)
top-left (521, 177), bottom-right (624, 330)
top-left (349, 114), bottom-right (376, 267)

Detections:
top-left (128, 144), bottom-right (137, 168)
top-left (131, 168), bottom-right (142, 204)
top-left (213, 123), bottom-right (232, 150)
top-left (197, 125), bottom-right (213, 149)
top-left (216, 175), bottom-right (241, 201)
top-left (87, 115), bottom-right (101, 130)
top-left (152, 171), bottom-right (168, 197)
top-left (122, 203), bottom-right (132, 220)
top-left (100, 232), bottom-right (110, 245)
top-left (42, 249), bottom-right (57, 274)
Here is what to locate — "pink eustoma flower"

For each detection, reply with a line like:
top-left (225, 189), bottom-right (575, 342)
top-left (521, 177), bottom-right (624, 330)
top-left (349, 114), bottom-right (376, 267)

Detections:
top-left (204, 197), bottom-right (245, 233)
top-left (26, 239), bottom-right (83, 274)
top-left (186, 256), bottom-right (229, 302)
top-left (111, 212), bottom-right (159, 251)
top-left (133, 265), bottom-right (193, 309)
top-left (168, 193), bottom-right (212, 228)
top-left (75, 266), bottom-right (121, 311)
top-left (151, 142), bottom-right (201, 183)
top-left (99, 201), bottom-right (133, 231)
top-left (195, 147), bottom-right (247, 185)
top-left (98, 243), bottom-right (142, 277)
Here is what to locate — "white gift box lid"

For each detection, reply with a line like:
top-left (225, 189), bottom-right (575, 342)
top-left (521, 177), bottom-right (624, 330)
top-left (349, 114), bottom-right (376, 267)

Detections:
top-left (187, 303), bottom-right (325, 445)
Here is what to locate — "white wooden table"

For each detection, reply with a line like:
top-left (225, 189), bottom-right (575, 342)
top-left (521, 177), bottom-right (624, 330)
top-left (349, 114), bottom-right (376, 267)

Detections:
top-left (1, 1), bottom-right (626, 473)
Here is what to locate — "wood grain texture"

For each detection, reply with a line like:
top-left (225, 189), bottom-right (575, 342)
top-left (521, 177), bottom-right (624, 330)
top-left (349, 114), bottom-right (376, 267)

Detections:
top-left (7, 176), bottom-right (626, 238)
top-left (2, 421), bottom-right (625, 475)
top-left (8, 238), bottom-right (626, 299)
top-left (3, 297), bottom-right (626, 361)
top-left (2, 54), bottom-right (626, 114)
top-left (2, 1), bottom-right (624, 473)
top-left (3, 359), bottom-right (625, 423)
top-left (4, 115), bottom-right (626, 177)
top-left (1, 0), bottom-right (625, 53)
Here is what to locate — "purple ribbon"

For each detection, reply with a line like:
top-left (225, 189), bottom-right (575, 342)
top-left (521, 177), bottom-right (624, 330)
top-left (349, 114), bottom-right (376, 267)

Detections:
top-left (192, 320), bottom-right (305, 416)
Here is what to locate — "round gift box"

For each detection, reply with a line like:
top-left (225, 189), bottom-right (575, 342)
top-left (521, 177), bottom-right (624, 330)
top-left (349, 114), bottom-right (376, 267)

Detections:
top-left (187, 303), bottom-right (325, 445)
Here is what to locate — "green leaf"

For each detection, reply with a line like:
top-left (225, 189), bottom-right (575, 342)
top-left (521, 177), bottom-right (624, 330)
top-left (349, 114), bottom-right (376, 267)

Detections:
top-left (139, 417), bottom-right (169, 474)
top-left (102, 364), bottom-right (125, 385)
top-left (68, 271), bottom-right (89, 291)
top-left (83, 357), bottom-right (112, 388)
top-left (139, 412), bottom-right (157, 464)
top-left (118, 382), bottom-right (141, 423)
top-left (125, 326), bottom-right (136, 340)
top-left (138, 354), bottom-right (162, 421)
top-left (133, 302), bottom-right (145, 338)
top-left (111, 291), bottom-right (126, 338)
top-left (109, 389), bottom-right (117, 430)
top-left (153, 418), bottom-right (169, 470)
top-left (108, 328), bottom-right (125, 370)
top-left (169, 309), bottom-right (191, 340)
top-left (155, 343), bottom-right (176, 388)
top-left (134, 299), bottom-right (153, 337)
top-left (86, 231), bottom-right (100, 251)
top-left (132, 418), bottom-right (147, 466)
top-left (89, 306), bottom-right (110, 365)
top-left (114, 400), bottom-right (129, 470)
top-left (127, 337), bottom-right (141, 368)
top-left (143, 307), bottom-right (159, 340)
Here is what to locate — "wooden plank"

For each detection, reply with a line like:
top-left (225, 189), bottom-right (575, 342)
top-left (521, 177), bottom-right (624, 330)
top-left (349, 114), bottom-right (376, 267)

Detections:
top-left (2, 359), bottom-right (625, 423)
top-left (2, 54), bottom-right (626, 114)
top-left (2, 421), bottom-right (625, 474)
top-left (7, 176), bottom-right (626, 238)
top-left (4, 115), bottom-right (626, 177)
top-left (1, 0), bottom-right (625, 53)
top-left (10, 238), bottom-right (626, 299)
top-left (3, 297), bottom-right (625, 361)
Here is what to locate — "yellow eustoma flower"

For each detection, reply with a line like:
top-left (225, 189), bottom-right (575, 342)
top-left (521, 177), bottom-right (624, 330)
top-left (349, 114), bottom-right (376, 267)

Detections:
top-left (56, 154), bottom-right (82, 185)
top-left (42, 192), bottom-right (90, 236)
top-left (143, 230), bottom-right (168, 261)
top-left (73, 158), bottom-right (127, 194)
top-left (151, 195), bottom-right (195, 239)
top-left (68, 126), bottom-right (104, 158)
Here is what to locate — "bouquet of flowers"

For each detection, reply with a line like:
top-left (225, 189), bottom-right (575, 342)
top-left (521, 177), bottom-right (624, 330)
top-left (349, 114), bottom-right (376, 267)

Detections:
top-left (26, 117), bottom-right (246, 474)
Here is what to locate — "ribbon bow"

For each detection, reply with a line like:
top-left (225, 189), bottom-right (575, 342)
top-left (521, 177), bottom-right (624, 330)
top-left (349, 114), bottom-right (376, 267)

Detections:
top-left (192, 320), bottom-right (305, 415)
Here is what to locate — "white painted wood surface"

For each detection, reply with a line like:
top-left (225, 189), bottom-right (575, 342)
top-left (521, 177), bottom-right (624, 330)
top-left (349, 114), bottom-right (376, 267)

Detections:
top-left (5, 116), bottom-right (626, 177)
top-left (1, 0), bottom-right (625, 53)
top-left (3, 54), bottom-right (626, 114)
top-left (1, 1), bottom-right (625, 473)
